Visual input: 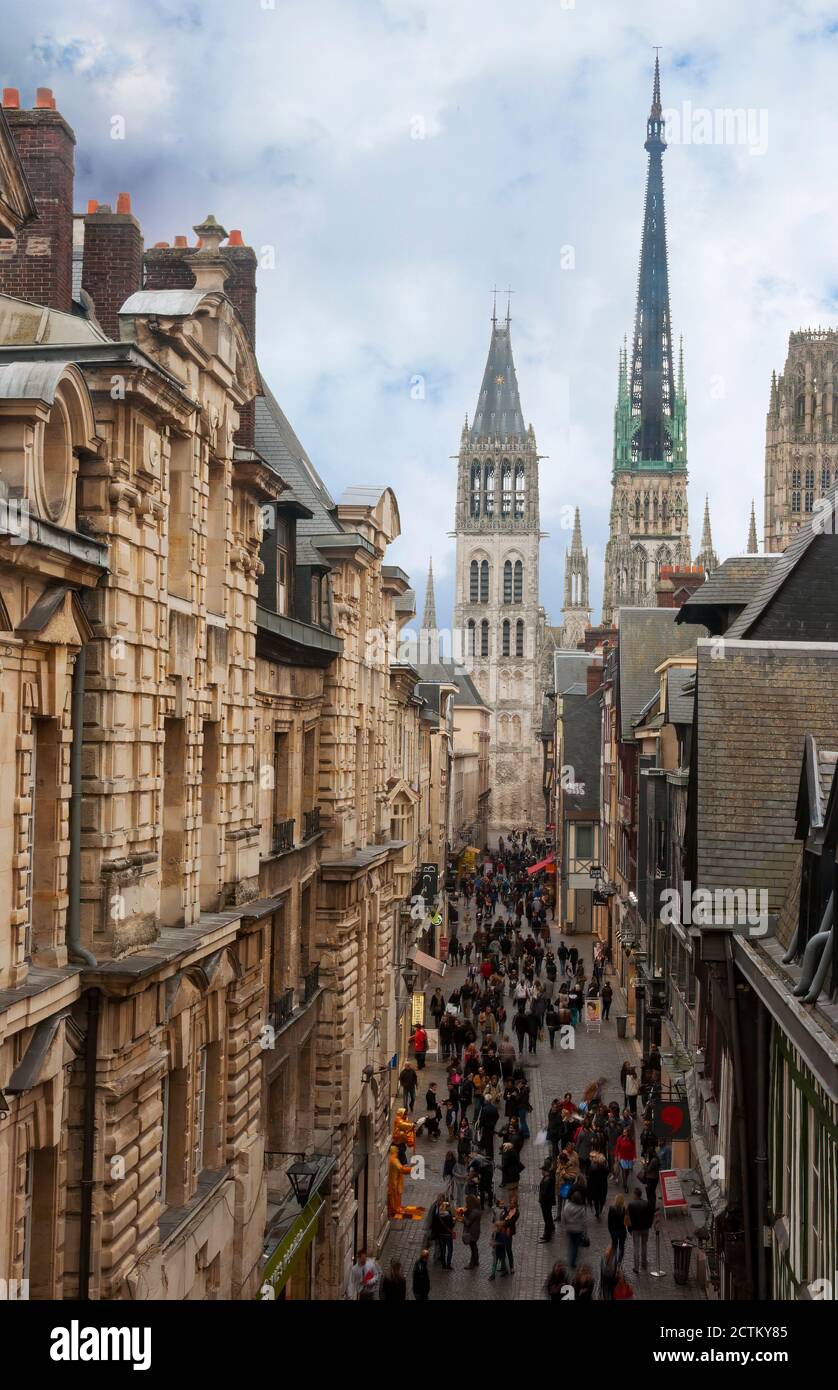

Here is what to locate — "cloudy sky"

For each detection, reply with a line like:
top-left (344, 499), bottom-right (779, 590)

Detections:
top-left (4, 0), bottom-right (838, 624)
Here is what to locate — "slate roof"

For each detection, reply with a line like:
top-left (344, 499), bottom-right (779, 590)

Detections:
top-left (666, 665), bottom-right (696, 725)
top-left (694, 639), bottom-right (838, 915)
top-left (554, 650), bottom-right (599, 698)
top-left (254, 381), bottom-right (339, 566)
top-left (561, 688), bottom-right (602, 816)
top-left (677, 554), bottom-right (780, 620)
top-left (725, 488), bottom-right (838, 638)
top-left (617, 608), bottom-right (706, 740)
top-left (470, 318), bottom-right (526, 441)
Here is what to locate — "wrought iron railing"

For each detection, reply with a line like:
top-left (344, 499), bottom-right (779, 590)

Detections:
top-left (272, 818), bottom-right (295, 854)
top-left (270, 988), bottom-right (295, 1031)
top-left (303, 807), bottom-right (320, 839)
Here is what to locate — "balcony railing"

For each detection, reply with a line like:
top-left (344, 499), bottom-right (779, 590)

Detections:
top-left (303, 807), bottom-right (320, 840)
top-left (303, 962), bottom-right (320, 1003)
top-left (270, 988), bottom-right (295, 1031)
top-left (272, 818), bottom-right (295, 854)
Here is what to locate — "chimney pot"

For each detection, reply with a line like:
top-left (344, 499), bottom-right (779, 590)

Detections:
top-left (227, 229), bottom-right (244, 246)
top-left (35, 87), bottom-right (56, 110)
top-left (87, 199), bottom-right (99, 214)
top-left (174, 235), bottom-right (188, 247)
top-left (2, 88), bottom-right (20, 109)
top-left (153, 241), bottom-right (170, 248)
top-left (116, 191), bottom-right (131, 214)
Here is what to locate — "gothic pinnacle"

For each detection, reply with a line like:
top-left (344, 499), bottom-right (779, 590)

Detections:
top-left (747, 499), bottom-right (758, 554)
top-left (422, 556), bottom-right (438, 631)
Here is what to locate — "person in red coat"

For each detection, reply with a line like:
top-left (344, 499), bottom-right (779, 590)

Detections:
top-left (411, 1025), bottom-right (429, 1071)
top-left (614, 1126), bottom-right (637, 1193)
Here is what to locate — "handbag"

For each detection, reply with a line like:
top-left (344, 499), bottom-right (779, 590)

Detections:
top-left (559, 1180), bottom-right (573, 1199)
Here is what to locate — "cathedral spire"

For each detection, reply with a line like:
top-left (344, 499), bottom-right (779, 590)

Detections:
top-left (628, 55), bottom-right (675, 464)
top-left (695, 495), bottom-right (719, 574)
top-left (470, 306), bottom-right (526, 442)
top-left (747, 499), bottom-right (759, 553)
top-left (561, 508), bottom-right (591, 648)
top-left (421, 555), bottom-right (438, 632)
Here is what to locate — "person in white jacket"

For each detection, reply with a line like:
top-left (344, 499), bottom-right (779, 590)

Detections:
top-left (345, 1249), bottom-right (382, 1301)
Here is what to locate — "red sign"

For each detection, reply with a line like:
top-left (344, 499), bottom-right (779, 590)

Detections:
top-left (526, 855), bottom-right (556, 875)
top-left (438, 935), bottom-right (448, 961)
top-left (659, 1170), bottom-right (688, 1210)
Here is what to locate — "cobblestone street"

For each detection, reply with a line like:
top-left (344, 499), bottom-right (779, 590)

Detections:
top-left (384, 902), bottom-right (706, 1301)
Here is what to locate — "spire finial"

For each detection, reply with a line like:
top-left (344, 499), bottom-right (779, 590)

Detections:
top-left (492, 285), bottom-right (498, 327)
top-left (652, 48), bottom-right (662, 112)
top-left (747, 499), bottom-right (758, 554)
top-left (505, 286), bottom-right (514, 325)
top-left (422, 555), bottom-right (438, 633)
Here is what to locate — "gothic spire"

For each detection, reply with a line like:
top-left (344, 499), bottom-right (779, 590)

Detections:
top-left (695, 494), bottom-right (719, 575)
top-left (700, 495), bottom-right (713, 552)
top-left (470, 305), bottom-right (526, 442)
top-left (747, 499), bottom-right (758, 554)
top-left (628, 55), bottom-right (675, 463)
top-left (561, 508), bottom-right (591, 647)
top-left (422, 555), bottom-right (438, 631)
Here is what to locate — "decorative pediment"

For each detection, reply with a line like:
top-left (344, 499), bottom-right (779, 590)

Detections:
top-left (386, 777), bottom-right (419, 807)
top-left (164, 969), bottom-right (203, 1020)
top-left (16, 586), bottom-right (95, 648)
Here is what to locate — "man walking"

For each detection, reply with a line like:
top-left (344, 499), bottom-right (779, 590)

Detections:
top-left (410, 1023), bottom-right (429, 1071)
top-left (345, 1248), bottom-right (382, 1300)
top-left (399, 1061), bottom-right (417, 1112)
top-left (412, 1249), bottom-right (431, 1301)
top-left (627, 1186), bottom-right (653, 1273)
top-left (538, 1160), bottom-right (556, 1243)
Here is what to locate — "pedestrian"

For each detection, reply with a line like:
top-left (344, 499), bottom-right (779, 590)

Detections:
top-left (399, 1061), bottom-right (417, 1112)
top-left (538, 1160), bottom-right (557, 1243)
top-left (545, 1260), bottom-right (570, 1300)
top-left (641, 1140), bottom-right (661, 1212)
top-left (557, 940), bottom-right (569, 976)
top-left (462, 1193), bottom-right (482, 1268)
top-left (627, 1185), bottom-right (653, 1273)
top-left (500, 1142), bottom-right (524, 1201)
top-left (488, 1220), bottom-right (510, 1280)
top-left (545, 1000), bottom-right (561, 1049)
top-left (599, 1243), bottom-right (620, 1300)
top-left (615, 1126), bottom-right (637, 1192)
top-left (412, 1249), bottom-right (431, 1300)
top-left (607, 1193), bottom-right (628, 1264)
top-left (625, 1064), bottom-right (639, 1114)
top-left (450, 1154), bottom-right (468, 1207)
top-left (410, 1023), bottom-right (429, 1071)
top-left (601, 981), bottom-right (613, 1021)
top-left (429, 987), bottom-right (446, 1028)
top-left (345, 1248), bottom-right (382, 1301)
top-left (380, 1260), bottom-right (407, 1300)
top-left (587, 1143), bottom-right (609, 1219)
top-left (437, 1200), bottom-right (455, 1270)
top-left (561, 1185), bottom-right (589, 1269)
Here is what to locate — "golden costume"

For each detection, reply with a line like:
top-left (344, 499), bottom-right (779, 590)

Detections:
top-left (392, 1107), bottom-right (416, 1150)
top-left (387, 1145), bottom-right (413, 1218)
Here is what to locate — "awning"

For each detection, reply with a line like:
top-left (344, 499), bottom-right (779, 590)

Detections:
top-left (258, 1193), bottom-right (323, 1299)
top-left (6, 1013), bottom-right (64, 1094)
top-left (409, 947), bottom-right (447, 978)
top-left (526, 855), bottom-right (556, 875)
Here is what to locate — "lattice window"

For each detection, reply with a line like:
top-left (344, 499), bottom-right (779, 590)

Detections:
top-left (480, 619), bottom-right (489, 658)
top-left (513, 560), bottom-right (523, 604)
top-left (515, 619), bottom-right (524, 658)
top-left (479, 559), bottom-right (489, 603)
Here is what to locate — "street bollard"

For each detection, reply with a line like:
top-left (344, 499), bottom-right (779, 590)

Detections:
top-left (650, 1223), bottom-right (666, 1278)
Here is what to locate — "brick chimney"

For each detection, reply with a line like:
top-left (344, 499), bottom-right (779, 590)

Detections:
top-left (586, 663), bottom-right (603, 697)
top-left (0, 88), bottom-right (75, 312)
top-left (80, 194), bottom-right (143, 338)
top-left (142, 228), bottom-right (258, 444)
top-left (655, 563), bottom-right (706, 609)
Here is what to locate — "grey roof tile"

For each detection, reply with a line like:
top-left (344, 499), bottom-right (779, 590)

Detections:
top-left (617, 608), bottom-right (706, 740)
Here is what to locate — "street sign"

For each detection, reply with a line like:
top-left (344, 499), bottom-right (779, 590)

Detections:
top-left (652, 1100), bottom-right (691, 1141)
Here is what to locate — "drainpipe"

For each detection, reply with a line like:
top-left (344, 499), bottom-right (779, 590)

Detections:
top-left (725, 939), bottom-right (753, 1296)
top-left (68, 643), bottom-right (97, 968)
top-left (755, 1002), bottom-right (768, 1301)
top-left (78, 985), bottom-right (99, 1299)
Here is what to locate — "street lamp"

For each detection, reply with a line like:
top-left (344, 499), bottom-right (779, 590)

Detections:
top-left (401, 965), bottom-right (419, 995)
top-left (287, 1158), bottom-right (321, 1208)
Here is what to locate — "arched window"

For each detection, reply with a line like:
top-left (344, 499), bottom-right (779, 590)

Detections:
top-left (479, 559), bottom-right (489, 603)
top-left (821, 461), bottom-right (831, 492)
top-left (503, 559), bottom-right (513, 604)
top-left (511, 715), bottom-right (521, 746)
top-left (469, 559), bottom-right (479, 603)
top-left (514, 462), bottom-right (525, 518)
top-left (466, 619), bottom-right (476, 656)
top-left (484, 462), bottom-right (495, 516)
top-left (501, 460), bottom-right (512, 516)
top-left (501, 619), bottom-right (510, 656)
top-left (795, 364), bottom-right (806, 422)
top-left (470, 461), bottom-right (481, 517)
top-left (480, 619), bottom-right (489, 658)
top-left (634, 494), bottom-right (641, 524)
top-left (805, 466), bottom-right (815, 512)
top-left (515, 619), bottom-right (524, 658)
top-left (513, 559), bottom-right (523, 604)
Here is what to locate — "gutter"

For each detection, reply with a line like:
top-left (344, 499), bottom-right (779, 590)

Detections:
top-left (68, 645), bottom-right (97, 968)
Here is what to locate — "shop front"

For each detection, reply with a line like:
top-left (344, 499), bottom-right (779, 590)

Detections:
top-left (258, 1194), bottom-right (323, 1301)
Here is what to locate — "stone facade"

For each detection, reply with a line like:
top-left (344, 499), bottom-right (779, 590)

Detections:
top-left (764, 329), bottom-right (838, 553)
top-left (452, 314), bottom-right (545, 840)
top-left (0, 87), bottom-right (447, 1304)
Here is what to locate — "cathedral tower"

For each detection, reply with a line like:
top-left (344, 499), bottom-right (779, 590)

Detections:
top-left (695, 496), bottom-right (719, 574)
top-left (452, 301), bottom-right (544, 840)
top-left (561, 507), bottom-right (591, 648)
top-left (602, 58), bottom-right (691, 622)
top-left (764, 331), bottom-right (838, 552)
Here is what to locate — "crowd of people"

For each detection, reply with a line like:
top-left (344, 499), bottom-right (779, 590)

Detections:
top-left (346, 830), bottom-right (672, 1301)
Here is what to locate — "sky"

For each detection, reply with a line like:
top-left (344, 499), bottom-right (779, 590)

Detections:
top-left (4, 0), bottom-right (838, 626)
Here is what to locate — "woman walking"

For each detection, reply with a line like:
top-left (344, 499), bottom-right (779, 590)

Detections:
top-left (607, 1194), bottom-right (628, 1264)
top-left (587, 1143), bottom-right (609, 1219)
top-left (614, 1126), bottom-right (637, 1193)
top-left (461, 1194), bottom-right (482, 1268)
top-left (560, 1185), bottom-right (589, 1269)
